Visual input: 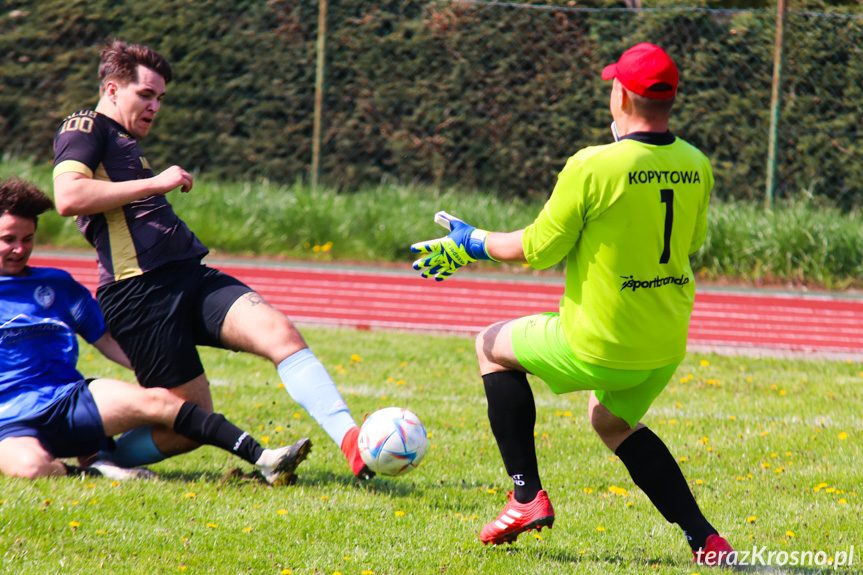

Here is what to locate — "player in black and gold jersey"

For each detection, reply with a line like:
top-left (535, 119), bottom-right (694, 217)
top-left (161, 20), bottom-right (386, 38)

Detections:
top-left (53, 39), bottom-right (372, 480)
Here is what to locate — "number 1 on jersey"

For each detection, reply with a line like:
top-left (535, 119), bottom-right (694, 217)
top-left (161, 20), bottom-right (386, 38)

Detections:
top-left (660, 189), bottom-right (673, 264)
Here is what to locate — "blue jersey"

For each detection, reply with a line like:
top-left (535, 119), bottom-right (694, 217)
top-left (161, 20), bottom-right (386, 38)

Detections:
top-left (0, 268), bottom-right (106, 424)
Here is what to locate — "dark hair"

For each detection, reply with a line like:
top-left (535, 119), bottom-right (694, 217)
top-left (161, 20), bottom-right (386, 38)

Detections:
top-left (0, 177), bottom-right (55, 227)
top-left (99, 39), bottom-right (173, 93)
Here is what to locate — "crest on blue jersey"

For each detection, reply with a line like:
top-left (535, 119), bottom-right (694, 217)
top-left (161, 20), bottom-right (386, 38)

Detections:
top-left (34, 286), bottom-right (55, 308)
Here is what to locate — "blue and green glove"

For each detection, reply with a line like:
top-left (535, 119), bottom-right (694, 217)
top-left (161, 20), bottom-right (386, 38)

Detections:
top-left (410, 211), bottom-right (494, 281)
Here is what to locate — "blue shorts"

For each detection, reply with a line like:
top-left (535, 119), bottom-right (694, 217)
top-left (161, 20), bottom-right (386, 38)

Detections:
top-left (0, 380), bottom-right (112, 458)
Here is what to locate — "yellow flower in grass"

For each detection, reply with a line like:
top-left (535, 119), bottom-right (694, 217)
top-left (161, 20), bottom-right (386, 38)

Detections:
top-left (281, 570), bottom-right (292, 575)
top-left (786, 531), bottom-right (795, 537)
top-left (700, 360), bottom-right (709, 367)
top-left (746, 516), bottom-right (756, 523)
top-left (206, 523), bottom-right (217, 528)
top-left (596, 526), bottom-right (605, 531)
top-left (838, 432), bottom-right (848, 440)
top-left (184, 492), bottom-right (197, 498)
top-left (69, 521), bottom-right (80, 528)
top-left (395, 510), bottom-right (405, 516)
top-left (350, 354), bottom-right (362, 362)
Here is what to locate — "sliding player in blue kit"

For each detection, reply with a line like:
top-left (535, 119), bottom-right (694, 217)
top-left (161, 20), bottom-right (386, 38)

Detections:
top-left (0, 177), bottom-right (308, 483)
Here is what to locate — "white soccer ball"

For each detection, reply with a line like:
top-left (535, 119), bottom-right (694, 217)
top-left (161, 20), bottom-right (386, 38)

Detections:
top-left (357, 407), bottom-right (428, 476)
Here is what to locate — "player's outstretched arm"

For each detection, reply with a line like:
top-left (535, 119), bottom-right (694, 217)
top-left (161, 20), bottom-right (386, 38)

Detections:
top-left (485, 230), bottom-right (528, 264)
top-left (410, 211), bottom-right (495, 281)
top-left (90, 333), bottom-right (133, 370)
top-left (53, 167), bottom-right (193, 217)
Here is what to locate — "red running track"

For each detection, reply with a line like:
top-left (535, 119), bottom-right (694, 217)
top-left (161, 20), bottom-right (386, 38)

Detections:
top-left (30, 254), bottom-right (863, 361)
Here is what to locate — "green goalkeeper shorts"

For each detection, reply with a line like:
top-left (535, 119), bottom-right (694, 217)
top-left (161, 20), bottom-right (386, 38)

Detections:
top-left (510, 313), bottom-right (680, 428)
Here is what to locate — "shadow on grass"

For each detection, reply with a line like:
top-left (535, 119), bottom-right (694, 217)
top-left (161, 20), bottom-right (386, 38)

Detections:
top-left (480, 543), bottom-right (592, 566)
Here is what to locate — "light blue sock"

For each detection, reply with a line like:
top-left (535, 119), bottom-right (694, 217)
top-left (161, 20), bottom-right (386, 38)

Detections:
top-left (100, 425), bottom-right (167, 467)
top-left (277, 348), bottom-right (357, 446)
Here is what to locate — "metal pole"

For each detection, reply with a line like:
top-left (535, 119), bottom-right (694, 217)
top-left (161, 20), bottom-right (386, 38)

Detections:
top-left (312, 0), bottom-right (327, 191)
top-left (765, 0), bottom-right (787, 209)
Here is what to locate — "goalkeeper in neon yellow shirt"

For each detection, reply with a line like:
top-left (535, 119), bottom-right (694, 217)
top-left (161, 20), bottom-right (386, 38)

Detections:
top-left (411, 43), bottom-right (734, 567)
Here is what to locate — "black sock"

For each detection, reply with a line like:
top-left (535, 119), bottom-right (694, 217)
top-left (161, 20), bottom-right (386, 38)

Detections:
top-left (483, 371), bottom-right (542, 503)
top-left (173, 402), bottom-right (264, 464)
top-left (63, 463), bottom-right (101, 477)
top-left (615, 427), bottom-right (717, 550)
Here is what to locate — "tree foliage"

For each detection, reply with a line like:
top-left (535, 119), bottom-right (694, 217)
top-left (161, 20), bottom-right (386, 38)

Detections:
top-left (0, 1), bottom-right (859, 204)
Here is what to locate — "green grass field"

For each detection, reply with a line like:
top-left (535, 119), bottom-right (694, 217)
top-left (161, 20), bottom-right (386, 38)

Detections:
top-left (1, 328), bottom-right (860, 575)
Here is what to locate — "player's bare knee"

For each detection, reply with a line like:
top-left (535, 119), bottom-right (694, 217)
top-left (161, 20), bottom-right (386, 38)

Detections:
top-left (475, 328), bottom-right (495, 373)
top-left (474, 329), bottom-right (487, 360)
top-left (143, 388), bottom-right (184, 421)
top-left (589, 403), bottom-right (623, 438)
top-left (6, 452), bottom-right (54, 479)
top-left (268, 318), bottom-right (307, 357)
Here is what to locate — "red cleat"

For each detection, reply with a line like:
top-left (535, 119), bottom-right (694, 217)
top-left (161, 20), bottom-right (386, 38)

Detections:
top-left (480, 490), bottom-right (555, 545)
top-left (341, 426), bottom-right (375, 479)
top-left (693, 534), bottom-right (736, 567)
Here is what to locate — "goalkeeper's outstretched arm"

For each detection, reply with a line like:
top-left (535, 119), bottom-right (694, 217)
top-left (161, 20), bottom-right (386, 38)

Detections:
top-left (484, 230), bottom-right (528, 264)
top-left (411, 211), bottom-right (530, 281)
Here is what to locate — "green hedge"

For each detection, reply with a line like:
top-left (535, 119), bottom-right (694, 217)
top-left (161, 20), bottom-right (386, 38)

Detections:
top-left (1, 1), bottom-right (859, 204)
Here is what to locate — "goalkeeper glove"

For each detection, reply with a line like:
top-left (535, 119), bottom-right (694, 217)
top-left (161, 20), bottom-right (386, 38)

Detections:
top-left (410, 211), bottom-right (494, 281)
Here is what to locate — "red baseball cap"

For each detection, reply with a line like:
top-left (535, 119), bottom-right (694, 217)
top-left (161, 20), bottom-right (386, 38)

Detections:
top-left (602, 43), bottom-right (679, 100)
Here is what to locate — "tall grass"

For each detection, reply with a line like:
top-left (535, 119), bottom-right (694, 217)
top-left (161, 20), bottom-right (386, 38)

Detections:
top-left (3, 157), bottom-right (861, 287)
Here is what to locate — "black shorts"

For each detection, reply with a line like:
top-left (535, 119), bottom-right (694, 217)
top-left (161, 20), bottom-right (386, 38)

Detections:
top-left (97, 259), bottom-right (253, 389)
top-left (0, 380), bottom-right (113, 458)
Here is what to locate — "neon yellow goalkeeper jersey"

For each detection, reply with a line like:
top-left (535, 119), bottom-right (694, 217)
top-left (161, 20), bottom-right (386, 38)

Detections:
top-left (522, 132), bottom-right (713, 370)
